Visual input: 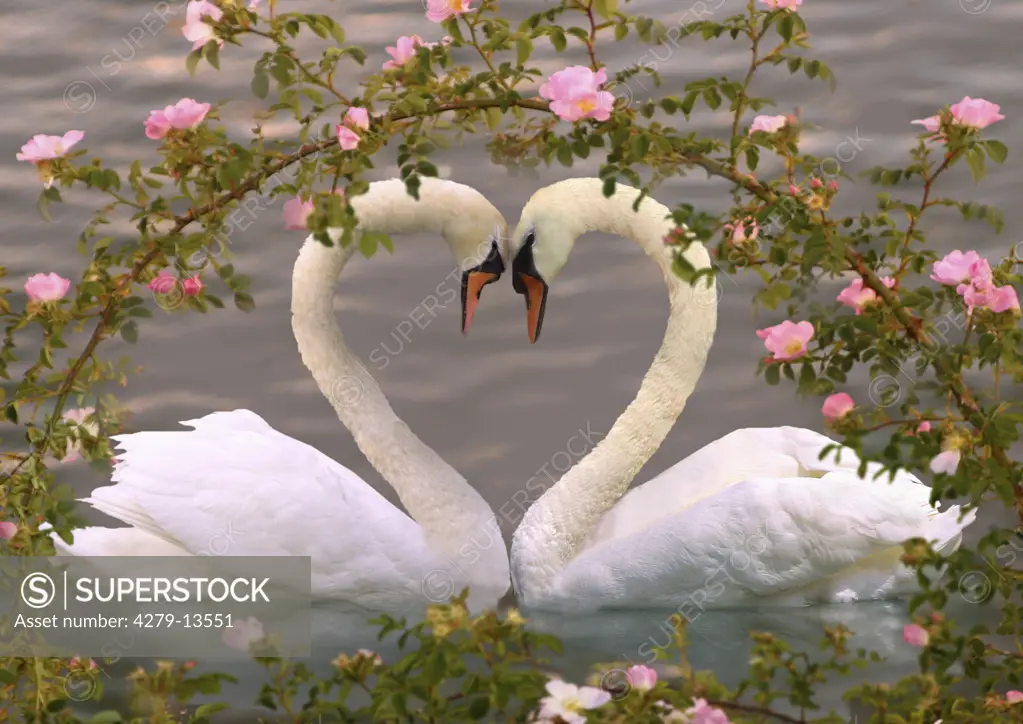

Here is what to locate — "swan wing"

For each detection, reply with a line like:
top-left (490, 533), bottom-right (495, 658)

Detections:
top-left (549, 472), bottom-right (974, 611)
top-left (62, 410), bottom-right (437, 604)
top-left (588, 426), bottom-right (926, 544)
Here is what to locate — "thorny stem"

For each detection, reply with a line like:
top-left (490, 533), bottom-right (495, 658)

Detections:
top-left (468, 20), bottom-right (511, 92)
top-left (729, 6), bottom-right (763, 166)
top-left (582, 1), bottom-right (601, 71)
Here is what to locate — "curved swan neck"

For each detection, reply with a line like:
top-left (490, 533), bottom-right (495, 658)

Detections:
top-left (511, 180), bottom-right (718, 604)
top-left (291, 179), bottom-right (509, 588)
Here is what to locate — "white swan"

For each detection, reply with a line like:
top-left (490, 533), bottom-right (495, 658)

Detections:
top-left (502, 178), bottom-right (976, 612)
top-left (51, 178), bottom-right (511, 613)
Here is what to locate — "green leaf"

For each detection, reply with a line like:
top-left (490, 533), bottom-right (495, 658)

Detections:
top-left (37, 192), bottom-right (52, 222)
top-left (327, 19), bottom-right (345, 45)
top-left (745, 146), bottom-right (759, 172)
top-left (3, 404), bottom-right (17, 424)
top-left (86, 713), bottom-right (123, 724)
top-left (593, 0), bottom-right (618, 20)
top-left (251, 70), bottom-right (270, 100)
top-left (797, 362), bottom-right (816, 394)
top-left (234, 292), bottom-right (255, 312)
top-left (468, 697), bottom-right (490, 720)
top-left (556, 143), bottom-right (573, 167)
top-left (204, 40), bottom-right (221, 70)
top-left (965, 146), bottom-right (986, 182)
top-left (765, 364), bottom-right (781, 385)
top-left (194, 703), bottom-right (230, 719)
top-left (484, 107), bottom-right (502, 130)
top-left (983, 139), bottom-right (1008, 164)
top-left (359, 232), bottom-right (379, 258)
top-left (120, 321), bottom-right (139, 344)
top-left (516, 37), bottom-right (533, 66)
top-left (549, 28), bottom-right (567, 52)
top-left (185, 49), bottom-right (202, 76)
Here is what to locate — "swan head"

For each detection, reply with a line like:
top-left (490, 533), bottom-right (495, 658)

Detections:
top-left (506, 187), bottom-right (581, 343)
top-left (458, 220), bottom-right (508, 336)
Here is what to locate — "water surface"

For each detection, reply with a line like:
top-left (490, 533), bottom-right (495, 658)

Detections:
top-left (2, 0), bottom-right (1021, 719)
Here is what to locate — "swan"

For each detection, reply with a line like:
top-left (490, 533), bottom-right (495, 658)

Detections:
top-left (501, 177), bottom-right (976, 612)
top-left (50, 177), bottom-right (512, 613)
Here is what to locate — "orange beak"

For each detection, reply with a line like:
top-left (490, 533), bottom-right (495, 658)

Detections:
top-left (462, 270), bottom-right (500, 335)
top-left (519, 272), bottom-right (548, 344)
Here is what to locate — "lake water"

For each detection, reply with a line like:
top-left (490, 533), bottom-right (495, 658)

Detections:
top-left (2, 0), bottom-right (1021, 720)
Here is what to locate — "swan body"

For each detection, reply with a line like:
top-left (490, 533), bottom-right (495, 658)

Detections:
top-left (504, 178), bottom-right (975, 613)
top-left (52, 178), bottom-right (512, 613)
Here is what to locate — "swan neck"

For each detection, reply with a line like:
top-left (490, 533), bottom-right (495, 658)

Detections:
top-left (290, 180), bottom-right (509, 597)
top-left (513, 184), bottom-right (717, 604)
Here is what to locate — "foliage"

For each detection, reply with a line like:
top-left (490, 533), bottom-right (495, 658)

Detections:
top-left (1, 0), bottom-right (1021, 722)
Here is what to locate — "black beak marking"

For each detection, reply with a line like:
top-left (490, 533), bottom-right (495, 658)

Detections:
top-left (460, 238), bottom-right (505, 333)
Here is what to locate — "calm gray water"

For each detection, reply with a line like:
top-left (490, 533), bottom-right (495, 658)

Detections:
top-left (3, 0), bottom-right (1021, 719)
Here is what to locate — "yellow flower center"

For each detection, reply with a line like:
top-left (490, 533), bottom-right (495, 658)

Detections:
top-left (576, 98), bottom-right (597, 113)
top-left (783, 339), bottom-right (804, 356)
top-left (564, 697), bottom-right (583, 713)
top-left (448, 0), bottom-right (462, 9)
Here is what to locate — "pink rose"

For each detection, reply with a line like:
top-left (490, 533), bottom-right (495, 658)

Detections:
top-left (183, 0), bottom-right (224, 50)
top-left (383, 35), bottom-right (427, 70)
top-left (929, 450), bottom-right (960, 475)
top-left (25, 272), bottom-right (71, 302)
top-left (16, 131), bottom-right (85, 163)
top-left (344, 107), bottom-right (370, 131)
top-left (959, 278), bottom-right (1020, 314)
top-left (425, 0), bottom-right (474, 23)
top-left (836, 276), bottom-right (895, 314)
top-left (821, 393), bottom-right (854, 421)
top-left (182, 277), bottom-right (203, 296)
top-left (756, 320), bottom-right (815, 362)
top-left (911, 115), bottom-right (941, 134)
top-left (162, 98), bottom-right (211, 130)
top-left (748, 115), bottom-right (787, 135)
top-left (908, 421), bottom-right (932, 436)
top-left (724, 217), bottom-right (758, 245)
top-left (147, 270), bottom-right (178, 295)
top-left (902, 623), bottom-right (929, 647)
top-left (1006, 691), bottom-right (1023, 703)
top-left (336, 125), bottom-right (361, 151)
top-left (539, 66), bottom-right (615, 123)
top-left (144, 110), bottom-right (171, 140)
top-left (685, 698), bottom-right (732, 724)
top-left (0, 521), bottom-right (17, 540)
top-left (950, 96), bottom-right (1004, 129)
top-left (283, 197), bottom-right (314, 230)
top-left (930, 250), bottom-right (985, 286)
top-left (625, 665), bottom-right (657, 692)
top-left (758, 0), bottom-right (802, 8)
